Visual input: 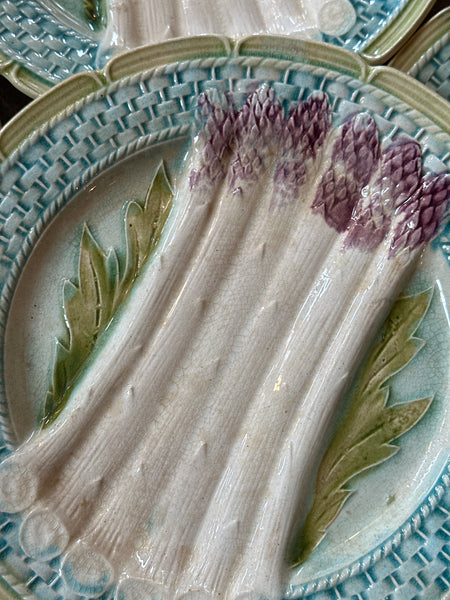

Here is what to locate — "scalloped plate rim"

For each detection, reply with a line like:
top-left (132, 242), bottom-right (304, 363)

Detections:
top-left (0, 34), bottom-right (448, 600)
top-left (389, 5), bottom-right (450, 73)
top-left (0, 0), bottom-right (438, 98)
top-left (1, 35), bottom-right (450, 163)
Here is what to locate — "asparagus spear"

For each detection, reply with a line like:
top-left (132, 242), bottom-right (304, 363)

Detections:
top-left (0, 87), bottom-right (447, 600)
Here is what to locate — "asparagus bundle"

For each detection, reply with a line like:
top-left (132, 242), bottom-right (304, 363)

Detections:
top-left (0, 86), bottom-right (448, 600)
top-left (97, 0), bottom-right (321, 61)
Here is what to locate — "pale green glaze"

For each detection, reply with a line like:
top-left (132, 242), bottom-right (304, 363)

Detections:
top-left (361, 0), bottom-right (435, 63)
top-left (390, 7), bottom-right (450, 72)
top-left (0, 51), bottom-right (49, 98)
top-left (290, 289), bottom-right (433, 565)
top-left (43, 165), bottom-right (172, 427)
top-left (1, 37), bottom-right (449, 162)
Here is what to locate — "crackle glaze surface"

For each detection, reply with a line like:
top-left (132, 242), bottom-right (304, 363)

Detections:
top-left (0, 0), bottom-right (436, 96)
top-left (0, 39), bottom-right (448, 600)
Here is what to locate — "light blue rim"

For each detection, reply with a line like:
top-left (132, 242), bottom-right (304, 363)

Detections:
top-left (0, 40), bottom-right (448, 599)
top-left (0, 0), bottom-right (431, 96)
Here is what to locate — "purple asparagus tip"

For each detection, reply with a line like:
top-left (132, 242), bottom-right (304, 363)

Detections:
top-left (346, 138), bottom-right (423, 252)
top-left (312, 112), bottom-right (380, 232)
top-left (390, 172), bottom-right (450, 256)
top-left (190, 92), bottom-right (236, 190)
top-left (228, 85), bottom-right (284, 191)
top-left (188, 88), bottom-right (449, 260)
top-left (380, 139), bottom-right (422, 208)
top-left (272, 92), bottom-right (331, 208)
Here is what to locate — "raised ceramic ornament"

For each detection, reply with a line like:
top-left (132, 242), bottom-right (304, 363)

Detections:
top-left (390, 6), bottom-right (450, 101)
top-left (0, 37), bottom-right (448, 600)
top-left (0, 0), bottom-right (437, 96)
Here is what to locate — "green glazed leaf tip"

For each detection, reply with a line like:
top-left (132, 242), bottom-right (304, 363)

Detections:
top-left (42, 164), bottom-right (173, 428)
top-left (288, 288), bottom-right (434, 566)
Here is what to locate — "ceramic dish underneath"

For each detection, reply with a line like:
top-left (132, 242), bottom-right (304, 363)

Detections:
top-left (0, 0), bottom-right (437, 97)
top-left (0, 37), bottom-right (448, 600)
top-left (390, 6), bottom-right (450, 101)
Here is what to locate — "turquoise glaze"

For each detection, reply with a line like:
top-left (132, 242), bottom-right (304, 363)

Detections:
top-left (0, 0), bottom-right (437, 96)
top-left (0, 39), bottom-right (448, 600)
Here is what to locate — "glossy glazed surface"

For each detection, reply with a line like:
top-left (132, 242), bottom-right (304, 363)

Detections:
top-left (390, 7), bottom-right (450, 100)
top-left (0, 38), bottom-right (448, 600)
top-left (0, 0), bottom-right (436, 96)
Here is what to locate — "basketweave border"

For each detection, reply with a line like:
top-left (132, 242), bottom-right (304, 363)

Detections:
top-left (390, 7), bottom-right (450, 101)
top-left (0, 0), bottom-right (438, 97)
top-left (0, 37), bottom-right (448, 600)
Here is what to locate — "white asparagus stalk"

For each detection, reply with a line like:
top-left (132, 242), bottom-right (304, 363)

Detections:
top-left (43, 164), bottom-right (273, 527)
top-left (179, 0), bottom-right (317, 38)
top-left (178, 0), bottom-right (264, 37)
top-left (74, 177), bottom-right (343, 567)
top-left (0, 85), bottom-right (288, 522)
top-left (184, 243), bottom-right (419, 599)
top-left (112, 180), bottom-right (427, 598)
top-left (97, 0), bottom-right (329, 61)
top-left (1, 89), bottom-right (448, 600)
top-left (31, 91), bottom-right (323, 551)
top-left (55, 93), bottom-right (334, 559)
top-left (0, 98), bottom-right (240, 505)
top-left (100, 115), bottom-right (449, 598)
top-left (97, 0), bottom-right (178, 64)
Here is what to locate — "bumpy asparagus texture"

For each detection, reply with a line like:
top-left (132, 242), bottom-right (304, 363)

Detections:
top-left (0, 86), bottom-right (448, 600)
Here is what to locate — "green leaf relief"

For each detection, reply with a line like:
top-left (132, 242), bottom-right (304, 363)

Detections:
top-left (288, 288), bottom-right (434, 566)
top-left (119, 166), bottom-right (173, 305)
top-left (42, 164), bottom-right (173, 428)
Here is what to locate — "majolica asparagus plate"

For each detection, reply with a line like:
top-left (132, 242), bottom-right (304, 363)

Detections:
top-left (0, 0), bottom-right (437, 97)
top-left (0, 37), bottom-right (449, 600)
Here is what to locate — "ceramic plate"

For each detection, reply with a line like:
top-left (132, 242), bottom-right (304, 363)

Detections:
top-left (390, 6), bottom-right (450, 101)
top-left (0, 37), bottom-right (449, 600)
top-left (0, 0), bottom-right (437, 98)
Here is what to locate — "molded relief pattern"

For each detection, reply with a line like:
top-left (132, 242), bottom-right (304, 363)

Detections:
top-left (0, 45), bottom-right (448, 600)
top-left (0, 0), bottom-right (426, 94)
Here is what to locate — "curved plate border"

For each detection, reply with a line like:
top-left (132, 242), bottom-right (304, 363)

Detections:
top-left (390, 7), bottom-right (450, 99)
top-left (1, 35), bottom-right (450, 160)
top-left (0, 36), bottom-right (448, 600)
top-left (0, 0), bottom-right (437, 97)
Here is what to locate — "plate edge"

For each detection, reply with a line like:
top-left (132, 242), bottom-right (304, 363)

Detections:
top-left (1, 36), bottom-right (450, 164)
top-left (361, 0), bottom-right (436, 64)
top-left (389, 6), bottom-right (450, 73)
